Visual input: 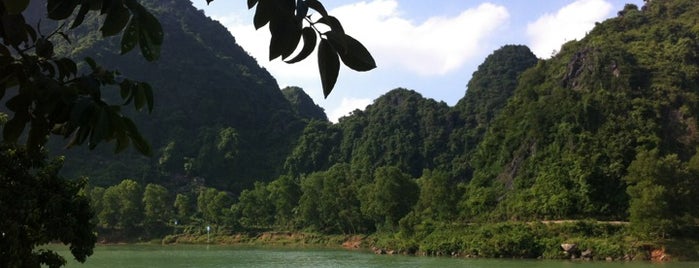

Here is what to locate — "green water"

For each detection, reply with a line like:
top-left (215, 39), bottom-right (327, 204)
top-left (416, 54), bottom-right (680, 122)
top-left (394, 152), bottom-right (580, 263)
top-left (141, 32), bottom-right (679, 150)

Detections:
top-left (52, 245), bottom-right (699, 267)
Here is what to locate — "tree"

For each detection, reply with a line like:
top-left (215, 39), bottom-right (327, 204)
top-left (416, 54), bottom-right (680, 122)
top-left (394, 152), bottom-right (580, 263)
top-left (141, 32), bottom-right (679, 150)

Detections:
top-left (142, 183), bottom-right (172, 234)
top-left (624, 149), bottom-right (697, 239)
top-left (1, 0), bottom-right (373, 266)
top-left (173, 193), bottom-right (193, 224)
top-left (197, 187), bottom-right (232, 225)
top-left (360, 166), bottom-right (419, 230)
top-left (0, 146), bottom-right (95, 268)
top-left (101, 179), bottom-right (144, 231)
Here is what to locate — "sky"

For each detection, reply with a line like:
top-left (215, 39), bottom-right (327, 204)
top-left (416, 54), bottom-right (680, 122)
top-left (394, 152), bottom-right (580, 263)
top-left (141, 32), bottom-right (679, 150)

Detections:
top-left (192, 0), bottom-right (644, 122)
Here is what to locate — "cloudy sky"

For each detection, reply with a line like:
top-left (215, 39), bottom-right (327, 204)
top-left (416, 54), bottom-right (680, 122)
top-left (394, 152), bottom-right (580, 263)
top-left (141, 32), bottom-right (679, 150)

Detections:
top-left (192, 0), bottom-right (644, 122)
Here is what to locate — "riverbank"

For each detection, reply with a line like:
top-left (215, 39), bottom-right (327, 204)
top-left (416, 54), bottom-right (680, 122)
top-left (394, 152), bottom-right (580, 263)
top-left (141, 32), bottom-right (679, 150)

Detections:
top-left (151, 221), bottom-right (699, 262)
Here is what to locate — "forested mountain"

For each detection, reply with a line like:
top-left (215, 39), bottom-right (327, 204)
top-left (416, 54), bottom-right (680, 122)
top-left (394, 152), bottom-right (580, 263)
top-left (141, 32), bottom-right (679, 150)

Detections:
top-left (32, 0), bottom-right (699, 254)
top-left (282, 86), bottom-right (328, 122)
top-left (37, 0), bottom-right (311, 192)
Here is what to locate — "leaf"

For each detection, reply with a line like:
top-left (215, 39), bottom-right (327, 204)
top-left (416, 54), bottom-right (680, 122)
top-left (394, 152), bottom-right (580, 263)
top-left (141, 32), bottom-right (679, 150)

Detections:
top-left (285, 27), bottom-right (317, 64)
top-left (71, 4), bottom-right (90, 29)
top-left (269, 16), bottom-right (302, 60)
top-left (122, 117), bottom-right (151, 156)
top-left (1, 14), bottom-right (28, 46)
top-left (296, 0), bottom-right (309, 19)
top-left (47, 0), bottom-right (79, 20)
top-left (141, 83), bottom-right (154, 113)
top-left (247, 0), bottom-right (258, 9)
top-left (136, 6), bottom-right (163, 61)
top-left (253, 0), bottom-right (272, 29)
top-left (100, 4), bottom-right (130, 36)
top-left (305, 0), bottom-right (328, 17)
top-left (3, 0), bottom-right (29, 14)
top-left (134, 84), bottom-right (145, 110)
top-left (317, 16), bottom-right (344, 34)
top-left (318, 39), bottom-right (339, 98)
top-left (84, 57), bottom-right (97, 71)
top-left (326, 32), bottom-right (376, 72)
top-left (3, 114), bottom-right (28, 143)
top-left (120, 17), bottom-right (138, 55)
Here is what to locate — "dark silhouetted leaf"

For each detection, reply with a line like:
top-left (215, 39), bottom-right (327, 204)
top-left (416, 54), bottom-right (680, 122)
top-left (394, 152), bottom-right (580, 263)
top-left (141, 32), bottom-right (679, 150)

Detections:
top-left (269, 16), bottom-right (302, 60)
top-left (123, 117), bottom-right (151, 156)
top-left (285, 27), bottom-right (317, 64)
top-left (136, 5), bottom-right (163, 61)
top-left (248, 0), bottom-right (258, 9)
top-left (326, 32), bottom-right (375, 71)
top-left (318, 39), bottom-right (339, 98)
top-left (317, 16), bottom-right (344, 34)
top-left (3, 0), bottom-right (29, 14)
top-left (100, 4), bottom-right (130, 36)
top-left (47, 0), bottom-right (79, 20)
top-left (305, 0), bottom-right (328, 17)
top-left (71, 4), bottom-right (90, 29)
top-left (3, 114), bottom-right (28, 143)
top-left (253, 0), bottom-right (272, 29)
top-left (120, 18), bottom-right (138, 55)
top-left (141, 83), bottom-right (154, 113)
top-left (296, 0), bottom-right (309, 19)
top-left (1, 14), bottom-right (29, 46)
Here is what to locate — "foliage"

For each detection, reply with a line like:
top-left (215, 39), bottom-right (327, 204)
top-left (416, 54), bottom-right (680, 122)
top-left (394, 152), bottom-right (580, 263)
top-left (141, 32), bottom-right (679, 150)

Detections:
top-left (624, 149), bottom-right (698, 239)
top-left (360, 166), bottom-right (419, 230)
top-left (245, 0), bottom-right (376, 96)
top-left (0, 145), bottom-right (95, 268)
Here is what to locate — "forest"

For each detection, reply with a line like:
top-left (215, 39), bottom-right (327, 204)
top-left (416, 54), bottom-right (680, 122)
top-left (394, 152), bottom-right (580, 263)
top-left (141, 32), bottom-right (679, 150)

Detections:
top-left (3, 0), bottom-right (699, 264)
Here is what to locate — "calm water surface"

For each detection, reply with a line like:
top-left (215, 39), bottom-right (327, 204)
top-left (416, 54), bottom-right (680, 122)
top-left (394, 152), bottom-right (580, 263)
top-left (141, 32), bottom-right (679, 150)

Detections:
top-left (52, 244), bottom-right (699, 268)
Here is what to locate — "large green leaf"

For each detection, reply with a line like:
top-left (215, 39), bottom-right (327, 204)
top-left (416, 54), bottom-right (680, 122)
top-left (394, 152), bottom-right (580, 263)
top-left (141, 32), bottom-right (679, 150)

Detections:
top-left (318, 39), bottom-right (339, 98)
top-left (2, 0), bottom-right (29, 14)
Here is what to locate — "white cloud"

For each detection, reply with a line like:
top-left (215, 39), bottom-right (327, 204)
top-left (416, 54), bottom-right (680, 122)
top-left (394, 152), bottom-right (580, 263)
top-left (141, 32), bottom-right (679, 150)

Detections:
top-left (526, 0), bottom-right (613, 58)
top-left (328, 97), bottom-right (373, 123)
top-left (332, 1), bottom-right (509, 76)
top-left (212, 0), bottom-right (510, 83)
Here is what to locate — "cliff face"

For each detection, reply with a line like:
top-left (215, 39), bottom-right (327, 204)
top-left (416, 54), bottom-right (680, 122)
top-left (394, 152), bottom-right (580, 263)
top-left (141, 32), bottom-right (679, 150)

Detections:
top-left (40, 0), bottom-right (306, 191)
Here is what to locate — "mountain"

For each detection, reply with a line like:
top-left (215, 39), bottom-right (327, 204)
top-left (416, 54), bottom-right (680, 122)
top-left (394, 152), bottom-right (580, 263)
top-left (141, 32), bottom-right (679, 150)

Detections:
top-left (42, 0), bottom-right (309, 192)
top-left (281, 86), bottom-right (328, 122)
top-left (462, 1), bottom-right (699, 221)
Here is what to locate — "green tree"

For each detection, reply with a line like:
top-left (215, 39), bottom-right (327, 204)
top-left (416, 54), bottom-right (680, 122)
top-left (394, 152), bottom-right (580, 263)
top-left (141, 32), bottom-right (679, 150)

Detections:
top-left (101, 179), bottom-right (144, 231)
top-left (297, 164), bottom-right (365, 233)
top-left (173, 193), bottom-right (193, 224)
top-left (267, 175), bottom-right (301, 228)
top-left (624, 149), bottom-right (697, 239)
top-left (360, 166), bottom-right (419, 230)
top-left (197, 187), bottom-right (232, 225)
top-left (0, 146), bottom-right (95, 268)
top-left (413, 169), bottom-right (457, 221)
top-left (142, 183), bottom-right (172, 234)
top-left (235, 182), bottom-right (275, 228)
top-left (2, 0), bottom-right (372, 265)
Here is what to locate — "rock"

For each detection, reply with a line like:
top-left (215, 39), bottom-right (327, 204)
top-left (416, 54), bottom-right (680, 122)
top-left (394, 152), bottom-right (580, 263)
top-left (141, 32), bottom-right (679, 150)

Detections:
top-left (561, 243), bottom-right (577, 253)
top-left (581, 249), bottom-right (593, 260)
top-left (605, 257), bottom-right (613, 261)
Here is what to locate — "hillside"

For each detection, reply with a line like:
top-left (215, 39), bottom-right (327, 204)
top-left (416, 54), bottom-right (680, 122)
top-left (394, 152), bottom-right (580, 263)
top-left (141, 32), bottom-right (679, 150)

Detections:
top-left (40, 0), bottom-right (316, 192)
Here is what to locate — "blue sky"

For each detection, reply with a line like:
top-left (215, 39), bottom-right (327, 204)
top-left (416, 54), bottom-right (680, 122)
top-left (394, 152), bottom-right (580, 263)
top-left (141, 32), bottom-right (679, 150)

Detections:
top-left (192, 0), bottom-right (644, 122)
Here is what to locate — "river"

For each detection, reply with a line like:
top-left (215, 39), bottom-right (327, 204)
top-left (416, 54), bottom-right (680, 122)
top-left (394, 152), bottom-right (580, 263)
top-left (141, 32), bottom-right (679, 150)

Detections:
top-left (51, 245), bottom-right (699, 267)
